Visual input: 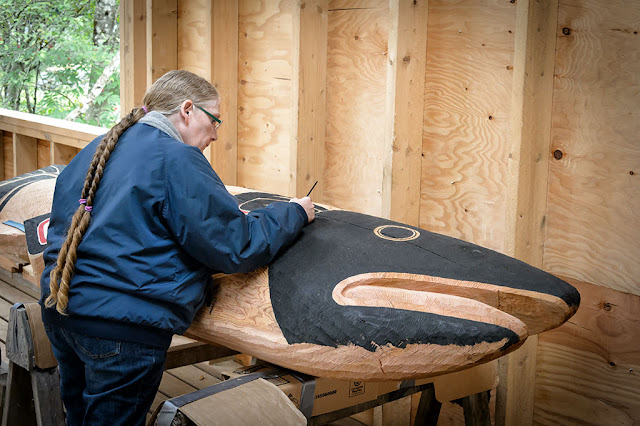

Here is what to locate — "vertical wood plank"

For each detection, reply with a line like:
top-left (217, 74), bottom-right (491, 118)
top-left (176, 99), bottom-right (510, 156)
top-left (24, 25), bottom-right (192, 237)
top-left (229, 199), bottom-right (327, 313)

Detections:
top-left (3, 131), bottom-right (12, 179)
top-left (1, 362), bottom-right (37, 426)
top-left (177, 0), bottom-right (214, 161)
top-left (504, 0), bottom-right (559, 266)
top-left (237, 0), bottom-right (296, 194)
top-left (385, 0), bottom-right (428, 226)
top-left (380, 0), bottom-right (398, 220)
top-left (147, 0), bottom-right (178, 86)
top-left (497, 1), bottom-right (559, 425)
top-left (12, 134), bottom-right (38, 176)
top-left (37, 140), bottom-right (50, 168)
top-left (462, 392), bottom-right (491, 426)
top-left (324, 0), bottom-right (389, 215)
top-left (0, 131), bottom-right (4, 179)
top-left (120, 0), bottom-right (148, 116)
top-left (30, 368), bottom-right (65, 426)
top-left (177, 0), bottom-right (211, 79)
top-left (210, 0), bottom-right (239, 185)
top-left (420, 0), bottom-right (516, 251)
top-left (295, 0), bottom-right (328, 200)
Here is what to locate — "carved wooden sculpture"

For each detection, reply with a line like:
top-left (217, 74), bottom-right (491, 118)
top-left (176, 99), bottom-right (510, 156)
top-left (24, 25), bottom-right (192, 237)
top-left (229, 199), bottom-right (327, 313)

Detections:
top-left (1, 169), bottom-right (580, 382)
top-left (187, 187), bottom-right (580, 381)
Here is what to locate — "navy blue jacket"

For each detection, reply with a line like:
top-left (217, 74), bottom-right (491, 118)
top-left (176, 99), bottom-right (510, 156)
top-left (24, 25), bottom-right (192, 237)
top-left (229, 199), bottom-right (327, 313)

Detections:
top-left (40, 123), bottom-right (307, 348)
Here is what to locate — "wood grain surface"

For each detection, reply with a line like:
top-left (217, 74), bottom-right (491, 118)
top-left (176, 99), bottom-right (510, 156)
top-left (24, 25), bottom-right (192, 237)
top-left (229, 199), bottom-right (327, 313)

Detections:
top-left (544, 0), bottom-right (640, 296)
top-left (177, 0), bottom-right (211, 81)
top-left (420, 0), bottom-right (517, 252)
top-left (323, 0), bottom-right (389, 216)
top-left (534, 277), bottom-right (640, 425)
top-left (2, 131), bottom-right (11, 180)
top-left (237, 0), bottom-right (296, 194)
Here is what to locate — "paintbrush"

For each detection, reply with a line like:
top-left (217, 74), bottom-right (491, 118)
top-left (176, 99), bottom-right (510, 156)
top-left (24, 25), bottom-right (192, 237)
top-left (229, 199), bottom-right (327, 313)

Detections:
top-left (306, 181), bottom-right (318, 197)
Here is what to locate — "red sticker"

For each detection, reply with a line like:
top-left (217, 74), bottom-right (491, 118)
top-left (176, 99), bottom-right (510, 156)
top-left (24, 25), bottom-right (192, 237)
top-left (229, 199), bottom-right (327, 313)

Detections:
top-left (37, 218), bottom-right (50, 245)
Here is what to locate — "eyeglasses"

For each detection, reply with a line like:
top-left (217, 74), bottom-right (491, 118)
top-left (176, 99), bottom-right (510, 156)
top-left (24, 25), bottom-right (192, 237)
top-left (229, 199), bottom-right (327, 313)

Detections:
top-left (196, 105), bottom-right (223, 130)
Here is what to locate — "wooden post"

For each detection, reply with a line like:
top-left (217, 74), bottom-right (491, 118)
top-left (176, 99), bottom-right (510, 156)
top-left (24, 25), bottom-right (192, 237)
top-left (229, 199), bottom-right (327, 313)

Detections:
top-left (147, 0), bottom-right (178, 86)
top-left (119, 0), bottom-right (148, 116)
top-left (384, 0), bottom-right (428, 225)
top-left (210, 0), bottom-right (239, 185)
top-left (295, 0), bottom-right (328, 201)
top-left (12, 134), bottom-right (37, 177)
top-left (498, 0), bottom-right (559, 424)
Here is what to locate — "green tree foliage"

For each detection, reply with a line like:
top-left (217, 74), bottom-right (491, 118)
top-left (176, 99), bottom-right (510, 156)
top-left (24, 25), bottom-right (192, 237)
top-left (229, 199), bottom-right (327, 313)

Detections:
top-left (0, 0), bottom-right (120, 127)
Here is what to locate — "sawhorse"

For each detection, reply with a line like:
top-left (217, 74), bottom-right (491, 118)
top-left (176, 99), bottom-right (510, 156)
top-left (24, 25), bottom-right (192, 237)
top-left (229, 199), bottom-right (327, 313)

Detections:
top-left (0, 302), bottom-right (237, 425)
top-left (1, 303), bottom-right (64, 426)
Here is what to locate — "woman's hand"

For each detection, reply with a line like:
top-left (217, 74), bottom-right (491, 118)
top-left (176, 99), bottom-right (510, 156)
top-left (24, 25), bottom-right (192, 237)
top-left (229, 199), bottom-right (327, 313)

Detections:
top-left (290, 196), bottom-right (315, 223)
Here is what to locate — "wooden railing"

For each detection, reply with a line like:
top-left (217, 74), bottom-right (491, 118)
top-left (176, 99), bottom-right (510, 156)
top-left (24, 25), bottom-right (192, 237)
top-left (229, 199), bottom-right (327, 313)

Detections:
top-left (0, 108), bottom-right (106, 178)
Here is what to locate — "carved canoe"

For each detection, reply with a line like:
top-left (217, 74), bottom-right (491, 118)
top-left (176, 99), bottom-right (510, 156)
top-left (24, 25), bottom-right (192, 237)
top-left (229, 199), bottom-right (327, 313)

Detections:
top-left (186, 187), bottom-right (580, 381)
top-left (1, 169), bottom-right (580, 381)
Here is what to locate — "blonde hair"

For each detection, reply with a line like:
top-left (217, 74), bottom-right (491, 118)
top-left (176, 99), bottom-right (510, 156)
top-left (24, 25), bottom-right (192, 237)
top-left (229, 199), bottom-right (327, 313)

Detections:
top-left (46, 70), bottom-right (219, 314)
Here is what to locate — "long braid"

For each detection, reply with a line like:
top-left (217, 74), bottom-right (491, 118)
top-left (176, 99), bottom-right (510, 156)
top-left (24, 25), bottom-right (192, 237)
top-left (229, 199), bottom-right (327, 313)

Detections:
top-left (46, 136), bottom-right (109, 309)
top-left (46, 108), bottom-right (145, 314)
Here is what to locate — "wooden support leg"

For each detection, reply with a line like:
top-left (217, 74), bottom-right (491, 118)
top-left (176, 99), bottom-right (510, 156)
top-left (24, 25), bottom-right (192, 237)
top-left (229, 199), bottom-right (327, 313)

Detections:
top-left (413, 384), bottom-right (441, 426)
top-left (31, 367), bottom-right (64, 426)
top-left (3, 304), bottom-right (65, 426)
top-left (2, 362), bottom-right (37, 426)
top-left (0, 352), bottom-right (7, 421)
top-left (461, 391), bottom-right (491, 426)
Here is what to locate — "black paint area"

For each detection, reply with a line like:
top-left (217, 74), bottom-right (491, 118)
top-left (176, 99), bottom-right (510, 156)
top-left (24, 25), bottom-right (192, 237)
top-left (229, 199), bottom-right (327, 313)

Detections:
top-left (235, 193), bottom-right (580, 352)
top-left (0, 166), bottom-right (64, 213)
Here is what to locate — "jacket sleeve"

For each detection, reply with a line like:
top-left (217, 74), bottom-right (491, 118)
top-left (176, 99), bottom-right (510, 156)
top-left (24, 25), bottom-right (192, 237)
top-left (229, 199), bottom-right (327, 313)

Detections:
top-left (162, 144), bottom-right (307, 274)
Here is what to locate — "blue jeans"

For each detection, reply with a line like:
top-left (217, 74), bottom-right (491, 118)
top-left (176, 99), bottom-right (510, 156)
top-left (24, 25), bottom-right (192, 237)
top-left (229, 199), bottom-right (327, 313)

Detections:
top-left (44, 324), bottom-right (169, 426)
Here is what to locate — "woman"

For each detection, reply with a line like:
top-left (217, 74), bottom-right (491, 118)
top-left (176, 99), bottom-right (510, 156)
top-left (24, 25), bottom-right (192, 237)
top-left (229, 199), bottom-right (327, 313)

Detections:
top-left (39, 70), bottom-right (315, 425)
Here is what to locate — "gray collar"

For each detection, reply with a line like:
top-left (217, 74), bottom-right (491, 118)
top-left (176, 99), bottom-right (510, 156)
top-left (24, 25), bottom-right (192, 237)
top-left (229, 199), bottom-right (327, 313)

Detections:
top-left (139, 111), bottom-right (183, 142)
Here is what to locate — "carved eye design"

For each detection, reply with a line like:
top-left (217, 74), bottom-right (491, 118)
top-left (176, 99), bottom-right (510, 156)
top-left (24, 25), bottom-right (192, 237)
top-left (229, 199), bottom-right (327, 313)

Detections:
top-left (373, 225), bottom-right (420, 242)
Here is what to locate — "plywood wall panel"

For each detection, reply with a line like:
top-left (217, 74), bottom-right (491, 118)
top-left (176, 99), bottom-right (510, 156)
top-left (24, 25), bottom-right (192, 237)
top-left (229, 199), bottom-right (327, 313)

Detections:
top-left (237, 0), bottom-right (296, 194)
top-left (323, 0), bottom-right (389, 215)
top-left (544, 0), bottom-right (640, 295)
top-left (534, 278), bottom-right (640, 425)
top-left (420, 1), bottom-right (516, 251)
